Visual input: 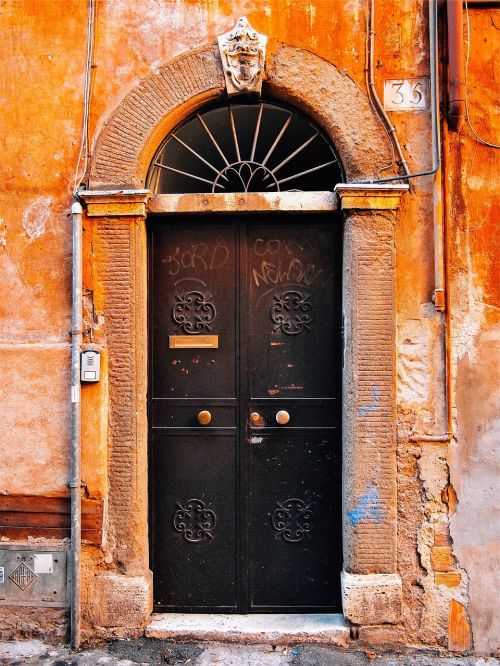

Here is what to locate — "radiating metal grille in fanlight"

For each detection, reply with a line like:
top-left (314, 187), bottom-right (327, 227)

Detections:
top-left (147, 101), bottom-right (343, 194)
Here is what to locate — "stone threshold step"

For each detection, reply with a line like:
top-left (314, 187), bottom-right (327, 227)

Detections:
top-left (145, 613), bottom-right (350, 647)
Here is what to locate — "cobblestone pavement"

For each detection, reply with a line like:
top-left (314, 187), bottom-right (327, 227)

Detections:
top-left (0, 639), bottom-right (498, 666)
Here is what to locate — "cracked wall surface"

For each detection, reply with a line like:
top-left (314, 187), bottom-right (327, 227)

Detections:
top-left (0, 0), bottom-right (498, 654)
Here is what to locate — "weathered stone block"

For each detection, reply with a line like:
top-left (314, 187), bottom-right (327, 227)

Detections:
top-left (448, 600), bottom-right (472, 652)
top-left (88, 573), bottom-right (152, 629)
top-left (431, 546), bottom-right (455, 572)
top-left (358, 623), bottom-right (405, 646)
top-left (341, 571), bottom-right (402, 625)
top-left (435, 572), bottom-right (461, 587)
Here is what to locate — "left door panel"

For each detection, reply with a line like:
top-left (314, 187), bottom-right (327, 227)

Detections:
top-left (149, 221), bottom-right (238, 611)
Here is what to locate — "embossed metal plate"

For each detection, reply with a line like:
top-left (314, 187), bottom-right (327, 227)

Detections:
top-left (0, 546), bottom-right (68, 607)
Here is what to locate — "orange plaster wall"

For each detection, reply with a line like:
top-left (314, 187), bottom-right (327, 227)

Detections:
top-left (0, 0), bottom-right (86, 495)
top-left (0, 0), bottom-right (436, 490)
top-left (446, 7), bottom-right (500, 656)
top-left (0, 0), bottom-right (498, 652)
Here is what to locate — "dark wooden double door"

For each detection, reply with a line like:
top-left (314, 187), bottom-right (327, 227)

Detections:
top-left (149, 216), bottom-right (342, 612)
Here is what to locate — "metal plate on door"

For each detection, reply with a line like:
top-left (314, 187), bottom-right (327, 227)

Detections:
top-left (169, 335), bottom-right (219, 349)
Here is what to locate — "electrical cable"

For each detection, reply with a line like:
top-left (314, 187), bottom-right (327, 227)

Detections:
top-left (73, 0), bottom-right (96, 194)
top-left (464, 0), bottom-right (500, 148)
top-left (354, 0), bottom-right (441, 184)
top-left (365, 0), bottom-right (410, 181)
top-left (363, 3), bottom-right (397, 177)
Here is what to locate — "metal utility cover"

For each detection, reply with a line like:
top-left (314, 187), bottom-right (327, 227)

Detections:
top-left (0, 546), bottom-right (68, 607)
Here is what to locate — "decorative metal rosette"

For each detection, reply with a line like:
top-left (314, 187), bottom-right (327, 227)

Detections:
top-left (173, 499), bottom-right (216, 543)
top-left (270, 290), bottom-right (314, 335)
top-left (272, 497), bottom-right (315, 543)
top-left (172, 290), bottom-right (216, 334)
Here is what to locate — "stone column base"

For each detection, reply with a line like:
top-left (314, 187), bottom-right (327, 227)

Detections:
top-left (341, 571), bottom-right (403, 625)
top-left (88, 572), bottom-right (152, 629)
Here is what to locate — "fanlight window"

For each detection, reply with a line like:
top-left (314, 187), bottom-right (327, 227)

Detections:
top-left (147, 101), bottom-right (343, 194)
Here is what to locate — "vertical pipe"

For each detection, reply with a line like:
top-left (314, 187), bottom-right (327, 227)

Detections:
top-left (430, 0), bottom-right (446, 311)
top-left (70, 199), bottom-right (83, 649)
top-left (447, 0), bottom-right (466, 131)
top-left (409, 0), bottom-right (452, 442)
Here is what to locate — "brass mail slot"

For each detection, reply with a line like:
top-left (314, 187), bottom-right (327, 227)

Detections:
top-left (169, 335), bottom-right (219, 349)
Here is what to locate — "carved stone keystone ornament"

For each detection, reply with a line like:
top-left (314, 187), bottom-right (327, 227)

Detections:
top-left (218, 17), bottom-right (267, 95)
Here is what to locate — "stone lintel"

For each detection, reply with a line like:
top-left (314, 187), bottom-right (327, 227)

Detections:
top-left (334, 184), bottom-right (408, 210)
top-left (148, 191), bottom-right (339, 215)
top-left (341, 571), bottom-right (403, 625)
top-left (80, 189), bottom-right (150, 217)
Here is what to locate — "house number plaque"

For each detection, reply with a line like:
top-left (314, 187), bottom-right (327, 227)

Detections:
top-left (383, 78), bottom-right (429, 111)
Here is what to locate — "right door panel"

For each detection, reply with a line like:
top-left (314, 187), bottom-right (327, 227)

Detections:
top-left (246, 222), bottom-right (343, 611)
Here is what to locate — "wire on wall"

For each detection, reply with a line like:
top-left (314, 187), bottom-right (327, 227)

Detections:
top-left (355, 0), bottom-right (441, 184)
top-left (364, 0), bottom-right (410, 180)
top-left (73, 0), bottom-right (96, 195)
top-left (464, 0), bottom-right (500, 148)
top-left (363, 3), bottom-right (398, 177)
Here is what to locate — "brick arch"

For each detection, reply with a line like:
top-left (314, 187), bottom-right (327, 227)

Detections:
top-left (89, 43), bottom-right (393, 189)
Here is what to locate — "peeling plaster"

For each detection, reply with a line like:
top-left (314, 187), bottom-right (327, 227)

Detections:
top-left (398, 319), bottom-right (432, 405)
top-left (22, 196), bottom-right (52, 240)
top-left (415, 444), bottom-right (471, 647)
top-left (0, 0), bottom-right (497, 651)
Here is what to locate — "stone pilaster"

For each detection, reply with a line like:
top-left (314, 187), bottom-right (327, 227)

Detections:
top-left (336, 184), bottom-right (407, 624)
top-left (80, 189), bottom-right (151, 629)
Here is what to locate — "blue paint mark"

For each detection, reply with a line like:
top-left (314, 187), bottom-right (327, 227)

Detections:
top-left (347, 483), bottom-right (385, 526)
top-left (359, 386), bottom-right (381, 415)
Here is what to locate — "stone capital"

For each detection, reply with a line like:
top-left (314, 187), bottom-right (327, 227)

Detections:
top-left (79, 189), bottom-right (151, 217)
top-left (334, 183), bottom-right (408, 211)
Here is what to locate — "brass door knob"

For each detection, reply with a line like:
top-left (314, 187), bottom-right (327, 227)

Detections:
top-left (197, 410), bottom-right (212, 425)
top-left (250, 412), bottom-right (261, 424)
top-left (276, 410), bottom-right (290, 425)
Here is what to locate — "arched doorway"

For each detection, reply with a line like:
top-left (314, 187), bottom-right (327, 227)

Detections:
top-left (81, 43), bottom-right (407, 632)
top-left (147, 99), bottom-right (344, 612)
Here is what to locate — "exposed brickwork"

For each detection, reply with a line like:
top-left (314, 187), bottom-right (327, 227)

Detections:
top-left (435, 572), bottom-right (461, 587)
top-left (449, 600), bottom-right (472, 652)
top-left (431, 546), bottom-right (456, 572)
top-left (343, 211), bottom-right (397, 574)
top-left (434, 522), bottom-right (453, 547)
